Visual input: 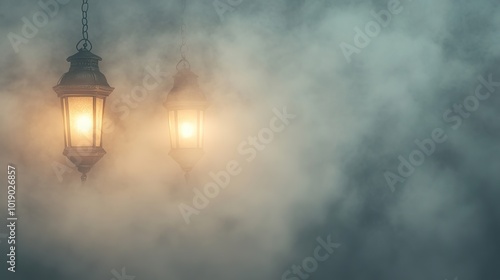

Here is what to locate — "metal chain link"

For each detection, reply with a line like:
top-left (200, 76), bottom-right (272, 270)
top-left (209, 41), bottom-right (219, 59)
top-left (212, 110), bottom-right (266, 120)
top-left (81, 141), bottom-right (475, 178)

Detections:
top-left (177, 0), bottom-right (190, 70)
top-left (180, 23), bottom-right (187, 59)
top-left (76, 0), bottom-right (92, 51)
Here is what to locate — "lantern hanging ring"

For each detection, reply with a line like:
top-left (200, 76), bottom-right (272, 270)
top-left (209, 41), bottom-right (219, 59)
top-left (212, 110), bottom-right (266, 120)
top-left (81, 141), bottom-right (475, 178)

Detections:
top-left (176, 57), bottom-right (191, 71)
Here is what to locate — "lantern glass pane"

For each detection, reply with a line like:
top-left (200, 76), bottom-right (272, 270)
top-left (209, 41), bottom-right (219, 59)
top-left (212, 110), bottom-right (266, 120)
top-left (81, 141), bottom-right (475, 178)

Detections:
top-left (176, 109), bottom-right (199, 149)
top-left (168, 111), bottom-right (178, 149)
top-left (95, 97), bottom-right (104, 146)
top-left (62, 98), bottom-right (69, 147)
top-left (198, 111), bottom-right (204, 148)
top-left (68, 96), bottom-right (94, 147)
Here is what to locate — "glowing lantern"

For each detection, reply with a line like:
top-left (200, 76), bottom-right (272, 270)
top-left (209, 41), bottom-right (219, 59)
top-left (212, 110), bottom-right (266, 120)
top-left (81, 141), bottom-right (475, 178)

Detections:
top-left (164, 67), bottom-right (208, 178)
top-left (54, 50), bottom-right (114, 181)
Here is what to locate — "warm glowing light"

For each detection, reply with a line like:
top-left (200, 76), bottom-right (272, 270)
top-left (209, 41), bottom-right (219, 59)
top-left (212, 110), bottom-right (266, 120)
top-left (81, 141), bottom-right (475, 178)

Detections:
top-left (76, 115), bottom-right (92, 133)
top-left (180, 122), bottom-right (195, 138)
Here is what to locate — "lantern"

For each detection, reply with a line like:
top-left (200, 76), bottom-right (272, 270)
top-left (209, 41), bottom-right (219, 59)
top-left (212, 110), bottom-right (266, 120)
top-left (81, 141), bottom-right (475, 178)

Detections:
top-left (54, 50), bottom-right (114, 181)
top-left (164, 66), bottom-right (208, 178)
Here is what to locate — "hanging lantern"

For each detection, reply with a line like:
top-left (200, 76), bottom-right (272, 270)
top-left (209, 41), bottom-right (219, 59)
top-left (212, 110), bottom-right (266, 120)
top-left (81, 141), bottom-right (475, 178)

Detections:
top-left (53, 0), bottom-right (113, 182)
top-left (164, 60), bottom-right (208, 178)
top-left (164, 0), bottom-right (208, 179)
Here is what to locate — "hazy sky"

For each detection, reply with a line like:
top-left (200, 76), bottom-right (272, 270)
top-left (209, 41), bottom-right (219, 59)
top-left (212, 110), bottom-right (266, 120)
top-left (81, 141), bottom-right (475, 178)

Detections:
top-left (0, 0), bottom-right (499, 279)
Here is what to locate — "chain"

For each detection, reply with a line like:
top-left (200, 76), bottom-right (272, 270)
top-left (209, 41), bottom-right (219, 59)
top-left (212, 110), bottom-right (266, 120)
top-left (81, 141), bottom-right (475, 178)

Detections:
top-left (81, 0), bottom-right (89, 47)
top-left (180, 22), bottom-right (187, 60)
top-left (76, 0), bottom-right (92, 51)
top-left (178, 0), bottom-right (190, 70)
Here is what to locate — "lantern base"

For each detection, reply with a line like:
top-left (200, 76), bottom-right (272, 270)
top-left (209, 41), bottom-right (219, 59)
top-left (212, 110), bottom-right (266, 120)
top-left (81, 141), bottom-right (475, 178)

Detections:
top-left (169, 148), bottom-right (204, 173)
top-left (63, 147), bottom-right (106, 177)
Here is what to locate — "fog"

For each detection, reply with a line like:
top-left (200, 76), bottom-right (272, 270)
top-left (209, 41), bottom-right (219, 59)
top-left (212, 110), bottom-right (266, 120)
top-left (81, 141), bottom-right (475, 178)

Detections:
top-left (0, 0), bottom-right (499, 279)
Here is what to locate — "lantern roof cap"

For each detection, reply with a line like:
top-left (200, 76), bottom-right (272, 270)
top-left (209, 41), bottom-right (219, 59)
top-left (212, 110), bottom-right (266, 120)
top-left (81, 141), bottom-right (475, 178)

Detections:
top-left (66, 49), bottom-right (102, 62)
top-left (54, 49), bottom-right (113, 90)
top-left (174, 67), bottom-right (198, 78)
top-left (164, 68), bottom-right (208, 109)
top-left (169, 68), bottom-right (202, 93)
